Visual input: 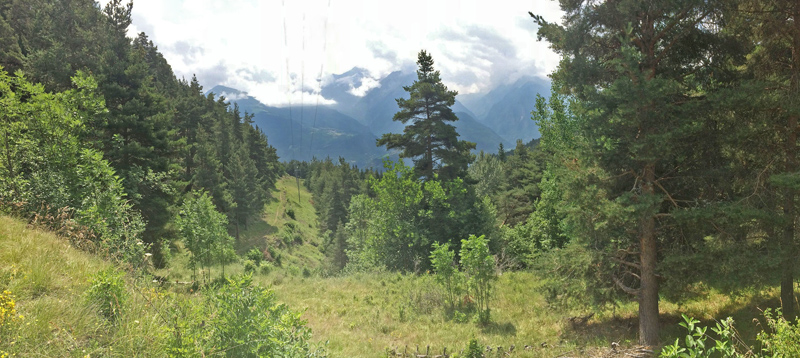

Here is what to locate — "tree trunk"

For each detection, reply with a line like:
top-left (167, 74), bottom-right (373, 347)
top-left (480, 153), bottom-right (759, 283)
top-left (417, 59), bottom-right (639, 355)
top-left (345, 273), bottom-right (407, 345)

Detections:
top-left (783, 1), bottom-right (800, 323)
top-left (639, 162), bottom-right (660, 346)
top-left (782, 114), bottom-right (797, 322)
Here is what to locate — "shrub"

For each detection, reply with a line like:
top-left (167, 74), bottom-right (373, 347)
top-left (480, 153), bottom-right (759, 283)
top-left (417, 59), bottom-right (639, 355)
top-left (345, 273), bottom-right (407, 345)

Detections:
top-left (286, 208), bottom-right (296, 220)
top-left (460, 235), bottom-right (495, 324)
top-left (757, 309), bottom-right (800, 357)
top-left (168, 275), bottom-right (326, 357)
top-left (430, 242), bottom-right (462, 310)
top-left (660, 314), bottom-right (753, 358)
top-left (244, 260), bottom-right (257, 274)
top-left (175, 191), bottom-right (234, 282)
top-left (464, 338), bottom-right (484, 358)
top-left (260, 262), bottom-right (274, 275)
top-left (245, 248), bottom-right (263, 266)
top-left (86, 268), bottom-right (127, 321)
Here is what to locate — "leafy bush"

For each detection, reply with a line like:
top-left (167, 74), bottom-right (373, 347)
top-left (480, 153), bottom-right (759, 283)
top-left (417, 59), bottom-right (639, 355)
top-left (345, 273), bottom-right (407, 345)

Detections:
top-left (464, 338), bottom-right (484, 358)
top-left (244, 260), bottom-right (257, 274)
top-left (757, 309), bottom-right (800, 357)
top-left (168, 275), bottom-right (326, 357)
top-left (86, 269), bottom-right (127, 322)
top-left (245, 248), bottom-right (263, 266)
top-left (660, 312), bottom-right (800, 358)
top-left (660, 315), bottom-right (741, 358)
top-left (430, 242), bottom-right (462, 310)
top-left (175, 191), bottom-right (234, 282)
top-left (460, 235), bottom-right (495, 324)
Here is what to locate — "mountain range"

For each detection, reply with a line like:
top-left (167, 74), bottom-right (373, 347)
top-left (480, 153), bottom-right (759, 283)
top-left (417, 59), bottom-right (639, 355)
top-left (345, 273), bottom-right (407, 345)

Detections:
top-left (206, 68), bottom-right (549, 168)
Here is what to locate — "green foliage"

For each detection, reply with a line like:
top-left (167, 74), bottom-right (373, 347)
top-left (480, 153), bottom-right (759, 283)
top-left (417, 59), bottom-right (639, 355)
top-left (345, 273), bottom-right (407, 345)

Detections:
top-left (377, 50), bottom-right (475, 181)
top-left (167, 275), bottom-right (326, 357)
top-left (344, 160), bottom-right (496, 272)
top-left (468, 151), bottom-right (504, 199)
top-left (244, 260), bottom-right (257, 274)
top-left (660, 312), bottom-right (800, 358)
top-left (345, 161), bottom-right (426, 271)
top-left (430, 242), bottom-right (462, 310)
top-left (175, 191), bottom-right (234, 282)
top-left (245, 248), bottom-right (263, 266)
top-left (86, 268), bottom-right (126, 322)
top-left (0, 68), bottom-right (146, 264)
top-left (460, 235), bottom-right (494, 324)
top-left (494, 139), bottom-right (544, 226)
top-left (463, 338), bottom-right (484, 358)
top-left (757, 309), bottom-right (800, 357)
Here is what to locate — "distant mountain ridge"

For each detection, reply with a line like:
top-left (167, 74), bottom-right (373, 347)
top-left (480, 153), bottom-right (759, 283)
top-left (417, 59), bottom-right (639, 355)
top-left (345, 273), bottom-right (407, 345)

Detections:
top-left (459, 76), bottom-right (550, 143)
top-left (206, 85), bottom-right (389, 168)
top-left (206, 69), bottom-right (549, 168)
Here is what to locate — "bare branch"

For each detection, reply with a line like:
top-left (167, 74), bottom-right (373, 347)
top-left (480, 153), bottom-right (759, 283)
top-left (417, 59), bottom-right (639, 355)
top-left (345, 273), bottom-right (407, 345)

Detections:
top-left (613, 274), bottom-right (641, 296)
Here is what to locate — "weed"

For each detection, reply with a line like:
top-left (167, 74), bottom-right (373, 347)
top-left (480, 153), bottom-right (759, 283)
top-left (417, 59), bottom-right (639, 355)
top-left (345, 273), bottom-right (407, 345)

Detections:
top-left (86, 268), bottom-right (126, 322)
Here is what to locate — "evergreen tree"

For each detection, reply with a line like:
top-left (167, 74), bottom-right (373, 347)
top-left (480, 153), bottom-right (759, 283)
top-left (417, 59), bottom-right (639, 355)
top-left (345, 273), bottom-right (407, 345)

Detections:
top-left (377, 50), bottom-right (475, 181)
top-left (533, 0), bottom-right (738, 345)
top-left (724, 0), bottom-right (800, 322)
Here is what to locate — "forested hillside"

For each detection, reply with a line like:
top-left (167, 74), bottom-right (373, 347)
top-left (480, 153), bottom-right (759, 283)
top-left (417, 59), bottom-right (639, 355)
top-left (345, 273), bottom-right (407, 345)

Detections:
top-left (3, 0), bottom-right (800, 357)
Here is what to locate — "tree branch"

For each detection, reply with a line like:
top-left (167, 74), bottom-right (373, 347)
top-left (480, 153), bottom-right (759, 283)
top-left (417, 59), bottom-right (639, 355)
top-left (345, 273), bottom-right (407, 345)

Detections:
top-left (613, 274), bottom-right (641, 296)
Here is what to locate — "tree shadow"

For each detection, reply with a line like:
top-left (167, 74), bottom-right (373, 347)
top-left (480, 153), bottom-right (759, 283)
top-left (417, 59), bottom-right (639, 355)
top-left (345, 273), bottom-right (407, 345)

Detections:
top-left (481, 321), bottom-right (517, 336)
top-left (558, 290), bottom-right (783, 349)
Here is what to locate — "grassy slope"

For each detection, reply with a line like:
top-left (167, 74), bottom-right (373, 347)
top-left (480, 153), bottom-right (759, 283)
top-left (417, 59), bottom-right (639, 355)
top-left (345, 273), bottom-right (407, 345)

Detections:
top-left (237, 175), bottom-right (325, 269)
top-left (0, 174), bottom-right (785, 357)
top-left (0, 215), bottom-right (172, 357)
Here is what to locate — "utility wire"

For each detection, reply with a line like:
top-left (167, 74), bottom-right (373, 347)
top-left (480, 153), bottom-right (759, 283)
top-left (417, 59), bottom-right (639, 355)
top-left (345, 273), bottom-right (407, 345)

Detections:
top-left (310, 0), bottom-right (331, 154)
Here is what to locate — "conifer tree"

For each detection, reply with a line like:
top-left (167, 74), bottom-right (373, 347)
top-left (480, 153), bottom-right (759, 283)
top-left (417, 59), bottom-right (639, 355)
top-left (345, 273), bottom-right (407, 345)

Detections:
top-left (377, 50), bottom-right (475, 181)
top-left (533, 0), bottom-right (738, 345)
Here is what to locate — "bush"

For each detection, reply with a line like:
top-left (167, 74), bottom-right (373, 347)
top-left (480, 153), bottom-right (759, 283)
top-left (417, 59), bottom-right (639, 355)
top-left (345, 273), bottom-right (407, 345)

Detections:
top-left (460, 235), bottom-right (495, 324)
top-left (168, 275), bottom-right (326, 357)
top-left (464, 338), bottom-right (484, 358)
top-left (245, 248), bottom-right (263, 267)
top-left (430, 242), bottom-right (462, 310)
top-left (260, 262), bottom-right (274, 275)
top-left (757, 309), bottom-right (800, 357)
top-left (243, 260), bottom-right (257, 274)
top-left (659, 312), bottom-right (800, 358)
top-left (86, 268), bottom-right (127, 322)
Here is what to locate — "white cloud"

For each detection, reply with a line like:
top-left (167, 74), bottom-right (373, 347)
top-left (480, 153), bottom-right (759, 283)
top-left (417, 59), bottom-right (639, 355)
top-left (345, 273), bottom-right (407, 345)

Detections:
top-left (347, 77), bottom-right (381, 97)
top-left (97, 0), bottom-right (563, 105)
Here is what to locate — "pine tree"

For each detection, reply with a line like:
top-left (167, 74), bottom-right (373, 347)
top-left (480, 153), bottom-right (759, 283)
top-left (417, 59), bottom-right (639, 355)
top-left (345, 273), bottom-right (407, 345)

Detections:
top-left (377, 50), bottom-right (475, 181)
top-left (532, 0), bottom-right (738, 345)
top-left (725, 0), bottom-right (800, 322)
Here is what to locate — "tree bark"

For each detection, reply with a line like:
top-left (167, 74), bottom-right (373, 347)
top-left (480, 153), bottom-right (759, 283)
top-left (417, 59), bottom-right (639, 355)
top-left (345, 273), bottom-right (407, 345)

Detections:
top-left (639, 162), bottom-right (660, 346)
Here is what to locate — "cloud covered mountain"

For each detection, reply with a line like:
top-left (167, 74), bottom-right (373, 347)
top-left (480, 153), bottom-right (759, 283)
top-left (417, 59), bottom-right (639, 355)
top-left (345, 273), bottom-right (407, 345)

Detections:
top-left (207, 69), bottom-right (549, 169)
top-left (206, 86), bottom-right (389, 168)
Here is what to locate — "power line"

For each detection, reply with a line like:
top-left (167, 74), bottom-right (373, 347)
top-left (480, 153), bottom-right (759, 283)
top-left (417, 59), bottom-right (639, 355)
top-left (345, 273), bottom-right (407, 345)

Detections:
top-left (310, 0), bottom-right (331, 154)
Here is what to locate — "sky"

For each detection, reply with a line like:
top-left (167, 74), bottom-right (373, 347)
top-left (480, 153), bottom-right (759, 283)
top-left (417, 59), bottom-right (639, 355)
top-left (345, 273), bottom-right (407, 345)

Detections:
top-left (97, 0), bottom-right (564, 106)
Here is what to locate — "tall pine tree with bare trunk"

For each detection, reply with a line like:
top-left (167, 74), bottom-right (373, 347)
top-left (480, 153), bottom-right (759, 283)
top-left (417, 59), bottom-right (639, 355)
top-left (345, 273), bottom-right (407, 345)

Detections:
top-left (532, 0), bottom-right (737, 346)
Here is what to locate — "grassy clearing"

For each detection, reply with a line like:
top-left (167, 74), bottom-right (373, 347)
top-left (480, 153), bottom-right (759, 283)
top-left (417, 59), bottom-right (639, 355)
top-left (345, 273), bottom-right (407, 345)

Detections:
top-left (254, 269), bottom-right (784, 358)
